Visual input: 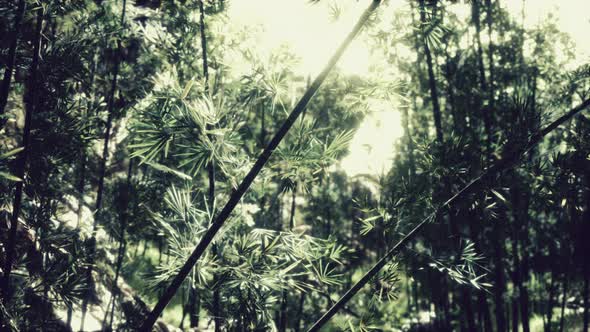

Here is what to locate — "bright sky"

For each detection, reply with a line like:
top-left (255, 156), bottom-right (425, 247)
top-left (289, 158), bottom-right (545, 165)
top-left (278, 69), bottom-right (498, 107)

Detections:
top-left (227, 0), bottom-right (590, 177)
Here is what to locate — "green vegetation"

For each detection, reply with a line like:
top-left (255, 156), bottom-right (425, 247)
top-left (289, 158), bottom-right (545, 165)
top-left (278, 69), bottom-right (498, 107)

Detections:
top-left (0, 0), bottom-right (589, 331)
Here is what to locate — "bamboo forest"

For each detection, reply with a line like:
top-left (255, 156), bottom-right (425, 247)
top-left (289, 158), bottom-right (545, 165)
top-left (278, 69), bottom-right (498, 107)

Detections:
top-left (1, 0), bottom-right (590, 331)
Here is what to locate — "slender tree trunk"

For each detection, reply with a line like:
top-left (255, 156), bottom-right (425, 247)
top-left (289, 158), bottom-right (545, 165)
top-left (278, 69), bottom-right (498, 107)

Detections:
top-left (418, 0), bottom-right (443, 142)
top-left (545, 267), bottom-right (556, 332)
top-left (485, 0), bottom-right (495, 109)
top-left (158, 237), bottom-right (163, 264)
top-left (42, 216), bottom-right (51, 327)
top-left (583, 274), bottom-right (589, 332)
top-left (417, 4), bottom-right (459, 328)
top-left (179, 287), bottom-right (186, 329)
top-left (518, 207), bottom-right (531, 332)
top-left (80, 2), bottom-right (126, 328)
top-left (1, 7), bottom-right (43, 303)
top-left (472, 0), bottom-right (493, 159)
top-left (468, 208), bottom-right (493, 332)
top-left (511, 299), bottom-right (519, 332)
top-left (470, 5), bottom-right (494, 326)
top-left (0, 0), bottom-right (26, 127)
top-left (481, 0), bottom-right (496, 162)
top-left (289, 184), bottom-right (296, 230)
top-left (406, 265), bottom-right (412, 312)
top-left (509, 198), bottom-right (521, 332)
top-left (559, 173), bottom-right (580, 332)
top-left (102, 159), bottom-right (134, 330)
top-left (479, 293), bottom-right (493, 332)
top-left (402, 1), bottom-right (424, 162)
top-left (558, 269), bottom-right (569, 332)
top-left (76, 152), bottom-right (87, 229)
top-left (188, 286), bottom-right (201, 328)
top-left (197, 1), bottom-right (222, 330)
top-left (237, 290), bottom-right (245, 331)
top-left (492, 218), bottom-right (508, 332)
top-left (279, 185), bottom-right (297, 331)
top-left (279, 290), bottom-right (288, 332)
top-left (76, 53), bottom-right (98, 230)
top-left (294, 292), bottom-right (305, 332)
top-left (257, 102), bottom-right (268, 229)
top-left (444, 49), bottom-right (464, 133)
top-left (584, 174), bottom-right (590, 332)
top-left (485, 3), bottom-right (507, 331)
top-left (462, 289), bottom-right (477, 332)
top-left (66, 306), bottom-right (72, 328)
top-left (472, 0), bottom-right (488, 93)
top-left (517, 89), bottom-right (534, 332)
top-left (404, 70), bottom-right (417, 179)
top-left (260, 101), bottom-right (267, 148)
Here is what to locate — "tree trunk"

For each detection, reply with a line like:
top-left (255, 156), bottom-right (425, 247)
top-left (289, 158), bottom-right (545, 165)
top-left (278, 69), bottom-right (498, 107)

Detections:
top-left (545, 267), bottom-right (556, 332)
top-left (294, 292), bottom-right (305, 332)
top-left (472, 0), bottom-right (488, 93)
top-left (511, 299), bottom-right (519, 332)
top-left (158, 236), bottom-right (163, 265)
top-left (260, 101), bottom-right (267, 148)
top-left (188, 287), bottom-right (200, 328)
top-left (80, 1), bottom-right (126, 328)
top-left (558, 269), bottom-right (569, 332)
top-left (1, 7), bottom-right (43, 303)
top-left (417, 4), bottom-right (458, 328)
top-left (279, 290), bottom-right (288, 332)
top-left (418, 0), bottom-right (443, 143)
top-left (76, 151), bottom-right (87, 229)
top-left (472, 0), bottom-right (493, 158)
top-left (583, 274), bottom-right (589, 332)
top-left (509, 194), bottom-right (521, 332)
top-left (289, 184), bottom-right (296, 230)
top-left (485, 0), bottom-right (495, 108)
top-left (584, 174), bottom-right (590, 332)
top-left (478, 293), bottom-right (493, 332)
top-left (66, 306), bottom-right (72, 328)
top-left (462, 289), bottom-right (477, 332)
top-left (103, 159), bottom-right (134, 331)
top-left (492, 218), bottom-right (508, 332)
top-left (517, 205), bottom-right (531, 332)
top-left (179, 287), bottom-right (186, 329)
top-left (0, 0), bottom-right (26, 127)
top-left (279, 185), bottom-right (297, 331)
top-left (198, 1), bottom-right (222, 330)
top-left (76, 51), bottom-right (98, 230)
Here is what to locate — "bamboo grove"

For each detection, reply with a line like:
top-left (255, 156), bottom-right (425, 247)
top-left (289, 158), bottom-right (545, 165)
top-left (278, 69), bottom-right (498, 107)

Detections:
top-left (1, 0), bottom-right (589, 331)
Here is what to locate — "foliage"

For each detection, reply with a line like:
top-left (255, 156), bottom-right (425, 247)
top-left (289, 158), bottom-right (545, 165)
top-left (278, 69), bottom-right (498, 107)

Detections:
top-left (0, 1), bottom-right (588, 331)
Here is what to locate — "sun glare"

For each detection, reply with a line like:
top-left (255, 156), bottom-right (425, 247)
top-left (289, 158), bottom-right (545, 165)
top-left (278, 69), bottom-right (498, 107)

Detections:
top-left (227, 0), bottom-right (590, 177)
top-left (227, 0), bottom-right (401, 176)
top-left (340, 101), bottom-right (404, 177)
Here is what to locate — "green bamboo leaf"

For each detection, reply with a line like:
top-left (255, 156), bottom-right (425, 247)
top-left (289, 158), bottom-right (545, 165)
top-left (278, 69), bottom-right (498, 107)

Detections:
top-left (490, 189), bottom-right (508, 204)
top-left (0, 171), bottom-right (22, 182)
top-left (0, 147), bottom-right (24, 159)
top-left (181, 80), bottom-right (194, 100)
top-left (146, 161), bottom-right (192, 180)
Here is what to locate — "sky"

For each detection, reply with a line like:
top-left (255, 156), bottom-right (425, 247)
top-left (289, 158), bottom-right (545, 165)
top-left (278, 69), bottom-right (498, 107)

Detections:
top-left (227, 0), bottom-right (590, 177)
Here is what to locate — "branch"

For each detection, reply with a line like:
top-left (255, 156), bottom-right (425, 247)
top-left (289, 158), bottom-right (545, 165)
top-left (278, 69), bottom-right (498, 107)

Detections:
top-left (306, 98), bottom-right (590, 332)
